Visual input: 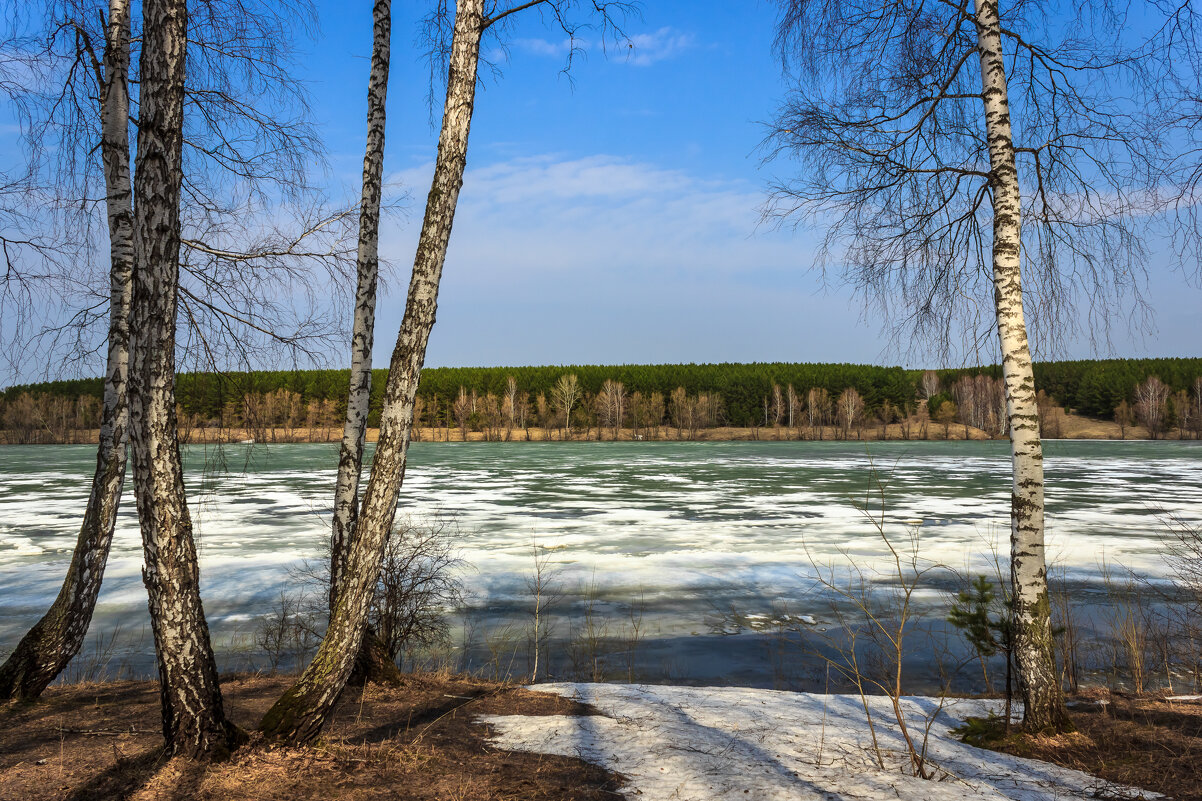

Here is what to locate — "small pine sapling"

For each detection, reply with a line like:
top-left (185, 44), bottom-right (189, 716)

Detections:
top-left (948, 574), bottom-right (1014, 731)
top-left (948, 575), bottom-right (999, 691)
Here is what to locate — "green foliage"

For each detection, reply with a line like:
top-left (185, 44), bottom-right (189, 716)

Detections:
top-left (5, 357), bottom-right (1200, 428)
top-left (948, 575), bottom-right (1000, 659)
top-left (0, 377), bottom-right (105, 402)
top-left (951, 714), bottom-right (1009, 747)
top-left (926, 392), bottom-right (954, 418)
top-left (398, 361), bottom-right (915, 426)
top-left (938, 358), bottom-right (1202, 417)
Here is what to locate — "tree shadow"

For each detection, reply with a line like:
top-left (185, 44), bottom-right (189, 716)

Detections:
top-left (62, 748), bottom-right (165, 801)
top-left (355, 690), bottom-right (489, 743)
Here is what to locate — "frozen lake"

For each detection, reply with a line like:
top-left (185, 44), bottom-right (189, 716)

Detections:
top-left (1, 440), bottom-right (1200, 684)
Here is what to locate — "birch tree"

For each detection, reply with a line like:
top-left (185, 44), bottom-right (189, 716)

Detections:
top-left (552, 373), bottom-right (581, 437)
top-left (0, 0), bottom-right (132, 701)
top-left (1134, 375), bottom-right (1170, 439)
top-left (129, 0), bottom-right (242, 757)
top-left (453, 386), bottom-right (471, 439)
top-left (952, 376), bottom-right (979, 436)
top-left (326, 0), bottom-right (404, 686)
top-left (258, 0), bottom-right (489, 744)
top-left (1114, 399), bottom-right (1133, 439)
top-left (836, 386), bottom-right (862, 440)
top-left (919, 370), bottom-right (940, 401)
top-left (598, 378), bottom-right (625, 439)
top-left (258, 0), bottom-right (630, 744)
top-left (1193, 377), bottom-right (1202, 439)
top-left (766, 0), bottom-right (1157, 730)
top-left (331, 0), bottom-right (390, 599)
top-left (504, 374), bottom-right (519, 438)
top-left (669, 386), bottom-right (689, 439)
top-left (806, 386), bottom-right (829, 439)
top-left (0, 0), bottom-right (340, 703)
top-left (973, 7), bottom-right (1067, 725)
top-left (1174, 389), bottom-right (1192, 438)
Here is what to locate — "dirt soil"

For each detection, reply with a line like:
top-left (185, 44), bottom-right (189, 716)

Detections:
top-left (978, 691), bottom-right (1202, 801)
top-left (0, 673), bottom-right (623, 801)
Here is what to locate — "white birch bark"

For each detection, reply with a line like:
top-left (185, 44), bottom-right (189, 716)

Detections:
top-left (328, 0), bottom-right (405, 686)
top-left (974, 0), bottom-right (1069, 732)
top-left (129, 0), bottom-right (241, 757)
top-left (0, 0), bottom-right (133, 702)
top-left (260, 0), bottom-right (486, 744)
top-left (330, 0), bottom-right (391, 606)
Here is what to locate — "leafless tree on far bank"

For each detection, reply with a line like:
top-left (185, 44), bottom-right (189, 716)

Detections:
top-left (552, 373), bottom-right (582, 438)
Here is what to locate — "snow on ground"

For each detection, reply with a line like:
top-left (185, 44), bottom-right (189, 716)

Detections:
top-left (482, 684), bottom-right (1155, 801)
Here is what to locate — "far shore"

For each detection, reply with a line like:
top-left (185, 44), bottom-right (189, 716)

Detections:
top-left (1, 407), bottom-right (1190, 445)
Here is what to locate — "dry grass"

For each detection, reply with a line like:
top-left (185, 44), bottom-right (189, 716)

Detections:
top-left (1055, 411), bottom-right (1132, 439)
top-left (0, 672), bottom-right (622, 801)
top-left (969, 691), bottom-right (1202, 800)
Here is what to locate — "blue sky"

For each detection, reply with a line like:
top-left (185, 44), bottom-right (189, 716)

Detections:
top-left (294, 0), bottom-right (1199, 371)
top-left (4, 0), bottom-right (1199, 380)
top-left (307, 0), bottom-right (870, 369)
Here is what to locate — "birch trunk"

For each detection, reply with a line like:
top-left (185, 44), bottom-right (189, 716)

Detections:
top-left (974, 0), bottom-right (1070, 733)
top-left (0, 0), bottom-right (133, 702)
top-left (330, 0), bottom-right (389, 602)
top-left (130, 0), bottom-right (241, 758)
top-left (260, 0), bottom-right (485, 744)
top-left (329, 0), bottom-right (403, 687)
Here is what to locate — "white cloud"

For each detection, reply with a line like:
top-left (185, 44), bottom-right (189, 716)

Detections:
top-left (510, 37), bottom-right (575, 59)
top-left (386, 154), bottom-right (800, 287)
top-left (623, 27), bottom-right (696, 66)
top-left (375, 153), bottom-right (1200, 369)
top-left (504, 27), bottom-right (696, 68)
top-left (370, 154), bottom-right (881, 368)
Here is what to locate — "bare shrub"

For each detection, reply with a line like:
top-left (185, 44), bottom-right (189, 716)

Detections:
top-left (259, 515), bottom-right (465, 672)
top-left (256, 589), bottom-right (319, 673)
top-left (372, 516), bottom-right (466, 668)
top-left (622, 594), bottom-right (646, 683)
top-left (805, 465), bottom-right (950, 779)
top-left (526, 536), bottom-right (563, 683)
top-left (1160, 514), bottom-right (1202, 690)
top-left (1100, 558), bottom-right (1148, 695)
top-left (1050, 567), bottom-right (1080, 696)
top-left (567, 573), bottom-right (609, 682)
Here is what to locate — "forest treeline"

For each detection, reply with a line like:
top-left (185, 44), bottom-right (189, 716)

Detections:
top-left (3, 357), bottom-right (1200, 443)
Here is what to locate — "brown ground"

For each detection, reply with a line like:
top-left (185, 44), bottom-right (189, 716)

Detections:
top-left (1053, 410), bottom-right (1143, 439)
top-left (972, 690), bottom-right (1202, 801)
top-left (0, 673), bottom-right (622, 801)
top-left (8, 677), bottom-right (1202, 801)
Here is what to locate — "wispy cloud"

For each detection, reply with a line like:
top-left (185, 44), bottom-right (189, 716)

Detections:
top-left (623, 27), bottom-right (696, 66)
top-left (387, 154), bottom-right (796, 284)
top-left (504, 27), bottom-right (696, 68)
top-left (370, 154), bottom-right (878, 367)
top-left (510, 36), bottom-right (575, 59)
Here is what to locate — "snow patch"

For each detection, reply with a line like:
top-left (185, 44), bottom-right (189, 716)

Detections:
top-left (483, 683), bottom-right (1155, 801)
